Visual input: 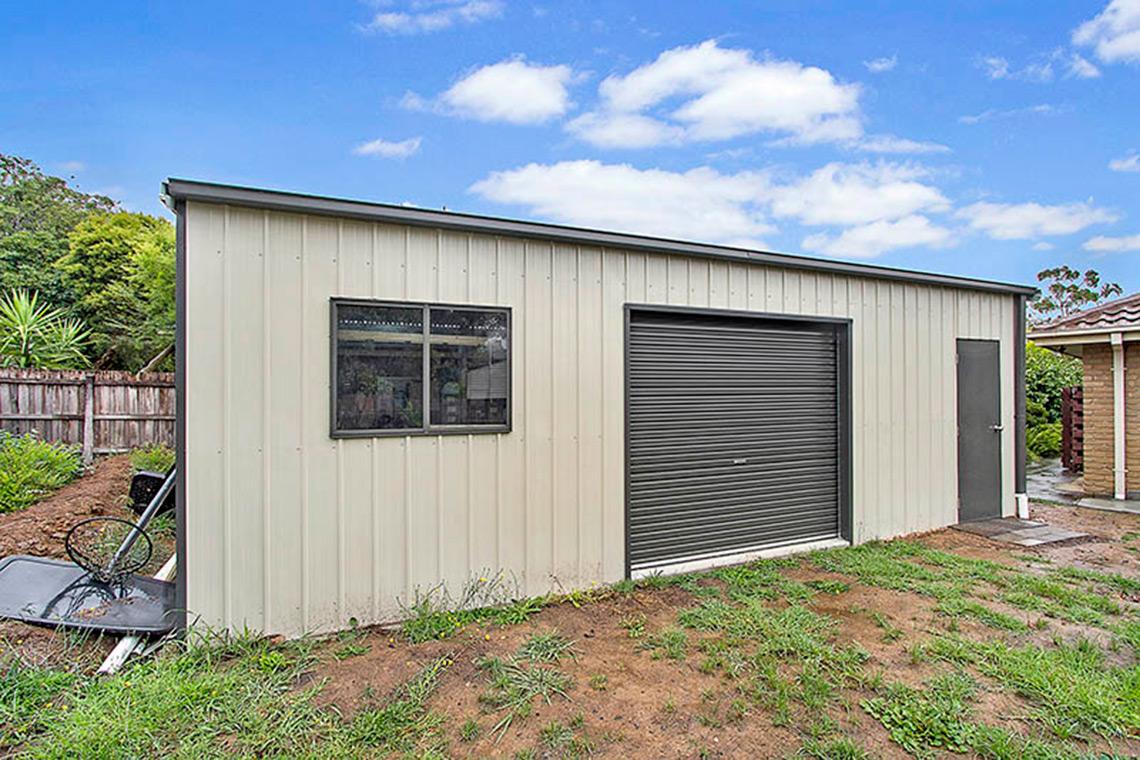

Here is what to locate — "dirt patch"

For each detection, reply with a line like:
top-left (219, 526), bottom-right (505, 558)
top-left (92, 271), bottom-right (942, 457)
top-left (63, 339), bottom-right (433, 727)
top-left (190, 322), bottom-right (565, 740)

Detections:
top-left (0, 456), bottom-right (160, 671)
top-left (1029, 502), bottom-right (1140, 572)
top-left (0, 455), bottom-right (135, 559)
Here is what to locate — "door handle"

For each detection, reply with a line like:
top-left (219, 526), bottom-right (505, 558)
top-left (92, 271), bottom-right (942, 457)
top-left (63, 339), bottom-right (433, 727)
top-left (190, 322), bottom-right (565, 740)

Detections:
top-left (990, 424), bottom-right (1004, 432)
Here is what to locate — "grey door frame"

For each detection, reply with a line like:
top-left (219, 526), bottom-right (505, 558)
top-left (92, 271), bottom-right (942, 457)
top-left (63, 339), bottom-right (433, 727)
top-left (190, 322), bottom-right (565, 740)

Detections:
top-left (622, 304), bottom-right (853, 578)
top-left (956, 338), bottom-right (1003, 522)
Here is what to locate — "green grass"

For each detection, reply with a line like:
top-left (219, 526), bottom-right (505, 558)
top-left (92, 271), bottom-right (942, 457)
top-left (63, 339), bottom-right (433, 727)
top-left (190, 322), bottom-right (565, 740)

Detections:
top-left (809, 540), bottom-right (1003, 602)
top-left (129, 443), bottom-right (174, 474)
top-left (344, 656), bottom-right (451, 753)
top-left (0, 660), bottom-right (78, 751)
top-left (0, 430), bottom-right (83, 513)
top-left (400, 575), bottom-right (548, 642)
top-left (914, 635), bottom-right (1140, 740)
top-left (799, 737), bottom-right (871, 759)
top-left (935, 598), bottom-right (1029, 632)
top-left (5, 634), bottom-right (456, 758)
top-left (641, 627), bottom-right (688, 660)
top-left (870, 610), bottom-right (904, 642)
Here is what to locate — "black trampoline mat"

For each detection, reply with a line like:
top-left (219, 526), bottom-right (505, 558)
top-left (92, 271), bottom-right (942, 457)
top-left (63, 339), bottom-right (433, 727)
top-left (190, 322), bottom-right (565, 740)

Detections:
top-left (0, 555), bottom-right (176, 635)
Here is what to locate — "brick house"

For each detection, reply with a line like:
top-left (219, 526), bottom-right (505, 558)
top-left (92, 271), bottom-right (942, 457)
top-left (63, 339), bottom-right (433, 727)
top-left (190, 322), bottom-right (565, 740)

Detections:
top-left (1029, 293), bottom-right (1140, 500)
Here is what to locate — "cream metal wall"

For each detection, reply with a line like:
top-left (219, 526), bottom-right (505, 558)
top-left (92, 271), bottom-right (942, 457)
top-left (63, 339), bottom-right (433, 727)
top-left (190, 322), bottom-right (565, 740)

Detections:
top-left (183, 200), bottom-right (1016, 637)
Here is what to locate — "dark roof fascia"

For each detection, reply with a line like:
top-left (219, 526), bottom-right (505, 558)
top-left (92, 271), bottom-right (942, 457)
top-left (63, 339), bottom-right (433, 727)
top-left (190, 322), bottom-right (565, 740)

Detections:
top-left (162, 178), bottom-right (1037, 297)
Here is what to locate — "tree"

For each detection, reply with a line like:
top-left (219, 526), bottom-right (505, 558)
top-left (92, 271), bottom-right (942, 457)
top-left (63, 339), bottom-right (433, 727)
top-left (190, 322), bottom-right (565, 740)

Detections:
top-left (1029, 265), bottom-right (1123, 323)
top-left (56, 211), bottom-right (175, 368)
top-left (0, 289), bottom-right (89, 369)
top-left (0, 155), bottom-right (116, 307)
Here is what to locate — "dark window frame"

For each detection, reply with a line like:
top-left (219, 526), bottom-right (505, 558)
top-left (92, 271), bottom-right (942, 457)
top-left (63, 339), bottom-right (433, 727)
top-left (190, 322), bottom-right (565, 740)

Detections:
top-left (330, 298), bottom-right (512, 438)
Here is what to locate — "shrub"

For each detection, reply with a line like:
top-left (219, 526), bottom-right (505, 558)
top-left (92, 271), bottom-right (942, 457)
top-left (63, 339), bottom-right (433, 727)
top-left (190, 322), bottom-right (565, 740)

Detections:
top-left (1027, 423), bottom-right (1062, 459)
top-left (0, 431), bottom-right (83, 512)
top-left (1026, 342), bottom-right (1081, 423)
top-left (130, 443), bottom-right (174, 473)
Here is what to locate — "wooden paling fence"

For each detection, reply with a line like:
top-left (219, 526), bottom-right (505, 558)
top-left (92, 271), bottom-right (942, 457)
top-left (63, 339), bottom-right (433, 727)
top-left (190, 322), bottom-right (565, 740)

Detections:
top-left (0, 368), bottom-right (175, 463)
top-left (1061, 385), bottom-right (1083, 473)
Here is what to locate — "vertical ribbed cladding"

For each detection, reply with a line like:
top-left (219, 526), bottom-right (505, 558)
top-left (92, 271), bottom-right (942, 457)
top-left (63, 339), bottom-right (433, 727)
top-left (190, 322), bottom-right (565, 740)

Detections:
top-left (182, 198), bottom-right (1018, 638)
top-left (626, 309), bottom-right (841, 571)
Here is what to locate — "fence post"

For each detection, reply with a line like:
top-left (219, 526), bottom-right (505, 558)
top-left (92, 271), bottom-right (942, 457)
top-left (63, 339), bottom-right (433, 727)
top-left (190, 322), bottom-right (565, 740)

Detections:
top-left (82, 372), bottom-right (95, 465)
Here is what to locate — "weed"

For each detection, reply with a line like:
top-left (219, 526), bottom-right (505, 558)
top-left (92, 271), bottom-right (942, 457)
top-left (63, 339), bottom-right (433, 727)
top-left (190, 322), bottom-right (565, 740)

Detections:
top-left (641, 628), bottom-right (688, 660)
top-left (870, 611), bottom-right (904, 642)
top-left (862, 671), bottom-right (978, 755)
top-left (516, 630), bottom-right (574, 663)
top-left (799, 737), bottom-right (871, 759)
top-left (332, 642), bottom-right (371, 661)
top-left (914, 635), bottom-right (1140, 739)
top-left (0, 431), bottom-right (83, 513)
top-left (347, 656), bottom-right (452, 752)
top-left (540, 720), bottom-right (574, 748)
top-left (1051, 565), bottom-right (1140, 597)
top-left (588, 673), bottom-right (608, 691)
top-left (619, 614), bottom-right (645, 639)
top-left (0, 659), bottom-right (77, 751)
top-left (477, 655), bottom-right (571, 739)
top-left (129, 443), bottom-right (174, 474)
top-left (806, 579), bottom-right (851, 594)
top-left (935, 598), bottom-right (1028, 632)
top-left (662, 697), bottom-right (676, 714)
top-left (400, 574), bottom-right (547, 642)
top-left (459, 718), bottom-right (480, 741)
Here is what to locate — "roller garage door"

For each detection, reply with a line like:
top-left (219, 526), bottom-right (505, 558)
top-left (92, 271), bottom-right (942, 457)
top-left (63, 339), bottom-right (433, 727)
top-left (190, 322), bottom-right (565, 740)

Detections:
top-left (627, 309), bottom-right (843, 574)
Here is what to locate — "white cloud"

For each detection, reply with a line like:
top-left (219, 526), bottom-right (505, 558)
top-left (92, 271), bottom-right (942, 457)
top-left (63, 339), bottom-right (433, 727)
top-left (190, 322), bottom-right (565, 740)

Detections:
top-left (409, 58), bottom-right (575, 124)
top-left (856, 134), bottom-right (950, 154)
top-left (980, 56), bottom-right (1011, 79)
top-left (469, 159), bottom-right (773, 245)
top-left (1067, 53), bottom-right (1102, 78)
top-left (58, 160), bottom-right (85, 173)
top-left (958, 103), bottom-right (1057, 125)
top-left (764, 162), bottom-right (949, 227)
top-left (803, 215), bottom-right (954, 258)
top-left (570, 40), bottom-right (862, 148)
top-left (1032, 241), bottom-right (1055, 251)
top-left (361, 0), bottom-right (503, 34)
top-left (1109, 152), bottom-right (1140, 172)
top-left (352, 136), bottom-right (422, 159)
top-left (956, 201), bottom-right (1118, 240)
top-left (565, 112), bottom-right (684, 148)
top-left (1073, 0), bottom-right (1140, 64)
top-left (863, 55), bottom-right (898, 73)
top-left (1083, 233), bottom-right (1140, 251)
top-left (469, 158), bottom-right (957, 259)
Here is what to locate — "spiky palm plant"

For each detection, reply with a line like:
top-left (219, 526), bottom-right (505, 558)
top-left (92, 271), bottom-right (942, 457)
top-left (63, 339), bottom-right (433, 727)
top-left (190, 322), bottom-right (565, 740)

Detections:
top-left (0, 289), bottom-right (90, 369)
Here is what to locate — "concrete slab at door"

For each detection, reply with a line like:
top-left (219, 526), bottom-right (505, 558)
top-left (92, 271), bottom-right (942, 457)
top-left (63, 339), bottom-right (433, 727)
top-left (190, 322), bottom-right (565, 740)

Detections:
top-left (957, 339), bottom-right (1002, 522)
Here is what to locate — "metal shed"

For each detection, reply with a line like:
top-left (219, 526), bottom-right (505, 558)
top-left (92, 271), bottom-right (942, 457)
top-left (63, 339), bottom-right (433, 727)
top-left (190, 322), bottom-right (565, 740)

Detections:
top-left (163, 179), bottom-right (1034, 638)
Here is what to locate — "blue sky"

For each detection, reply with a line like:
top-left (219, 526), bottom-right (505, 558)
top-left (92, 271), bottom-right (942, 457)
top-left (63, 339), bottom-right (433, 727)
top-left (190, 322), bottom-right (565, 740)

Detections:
top-left (3, 1), bottom-right (1139, 291)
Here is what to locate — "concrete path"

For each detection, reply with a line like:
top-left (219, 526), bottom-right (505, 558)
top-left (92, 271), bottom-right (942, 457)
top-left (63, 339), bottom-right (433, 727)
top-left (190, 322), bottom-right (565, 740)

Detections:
top-left (1075, 497), bottom-right (1140, 516)
top-left (953, 517), bottom-right (1088, 547)
top-left (1026, 458), bottom-right (1082, 504)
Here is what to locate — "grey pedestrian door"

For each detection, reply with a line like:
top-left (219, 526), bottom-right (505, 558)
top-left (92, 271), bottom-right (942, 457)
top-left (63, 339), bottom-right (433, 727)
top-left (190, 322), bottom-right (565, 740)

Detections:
top-left (626, 310), bottom-right (841, 573)
top-left (956, 339), bottom-right (1003, 522)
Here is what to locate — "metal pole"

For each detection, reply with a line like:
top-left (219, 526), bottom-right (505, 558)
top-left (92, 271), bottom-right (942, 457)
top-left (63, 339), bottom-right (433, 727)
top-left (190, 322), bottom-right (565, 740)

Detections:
top-left (106, 468), bottom-right (177, 576)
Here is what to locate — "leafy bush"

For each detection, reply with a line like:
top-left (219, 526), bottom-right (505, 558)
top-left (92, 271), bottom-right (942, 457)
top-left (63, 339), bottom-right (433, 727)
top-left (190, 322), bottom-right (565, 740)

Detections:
top-left (0, 289), bottom-right (89, 369)
top-left (1027, 423), bottom-right (1062, 459)
top-left (1026, 342), bottom-right (1081, 423)
top-left (130, 443), bottom-right (174, 474)
top-left (0, 431), bottom-right (83, 513)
